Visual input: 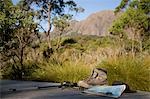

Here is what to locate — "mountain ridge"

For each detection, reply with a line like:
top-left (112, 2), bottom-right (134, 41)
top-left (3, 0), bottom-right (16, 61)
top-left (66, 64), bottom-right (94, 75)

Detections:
top-left (69, 10), bottom-right (116, 36)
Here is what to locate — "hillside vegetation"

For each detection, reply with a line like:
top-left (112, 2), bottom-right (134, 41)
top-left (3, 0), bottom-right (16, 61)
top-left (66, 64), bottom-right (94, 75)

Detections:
top-left (0, 0), bottom-right (150, 92)
top-left (1, 35), bottom-right (150, 91)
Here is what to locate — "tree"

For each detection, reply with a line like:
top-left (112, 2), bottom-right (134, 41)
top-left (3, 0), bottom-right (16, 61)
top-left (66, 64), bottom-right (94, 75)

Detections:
top-left (0, 0), bottom-right (16, 47)
top-left (110, 0), bottom-right (150, 57)
top-left (115, 0), bottom-right (150, 14)
top-left (22, 0), bottom-right (78, 50)
top-left (0, 1), bottom-right (39, 79)
top-left (0, 0), bottom-right (17, 69)
top-left (53, 14), bottom-right (72, 49)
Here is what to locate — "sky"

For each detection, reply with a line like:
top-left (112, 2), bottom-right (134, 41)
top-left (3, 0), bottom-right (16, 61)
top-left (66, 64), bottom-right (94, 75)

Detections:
top-left (12, 0), bottom-right (121, 21)
top-left (73, 0), bottom-right (121, 20)
top-left (12, 0), bottom-right (121, 31)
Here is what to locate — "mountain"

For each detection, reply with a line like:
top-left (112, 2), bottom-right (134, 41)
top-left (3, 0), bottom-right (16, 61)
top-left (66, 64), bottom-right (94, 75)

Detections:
top-left (69, 10), bottom-right (116, 36)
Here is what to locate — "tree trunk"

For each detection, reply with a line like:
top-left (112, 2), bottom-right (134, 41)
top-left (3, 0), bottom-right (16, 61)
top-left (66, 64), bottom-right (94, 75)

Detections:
top-left (47, 33), bottom-right (51, 48)
top-left (131, 39), bottom-right (134, 57)
top-left (131, 28), bottom-right (135, 58)
top-left (138, 31), bottom-right (143, 54)
top-left (16, 33), bottom-right (24, 80)
top-left (47, 4), bottom-right (52, 48)
top-left (139, 39), bottom-right (143, 53)
top-left (56, 31), bottom-right (62, 50)
top-left (19, 47), bottom-right (24, 80)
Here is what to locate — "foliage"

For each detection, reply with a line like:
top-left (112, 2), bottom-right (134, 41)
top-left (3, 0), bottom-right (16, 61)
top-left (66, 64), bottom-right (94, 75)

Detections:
top-left (1, 61), bottom-right (38, 80)
top-left (0, 1), bottom-right (149, 92)
top-left (111, 8), bottom-right (149, 37)
top-left (114, 0), bottom-right (150, 40)
top-left (114, 0), bottom-right (129, 13)
top-left (115, 0), bottom-right (150, 14)
top-left (0, 0), bottom-right (39, 79)
top-left (0, 0), bottom-right (15, 46)
top-left (53, 14), bottom-right (72, 31)
top-left (22, 0), bottom-right (79, 48)
top-left (56, 36), bottom-right (117, 52)
top-left (31, 59), bottom-right (91, 83)
top-left (28, 35), bottom-right (125, 82)
top-left (110, 0), bottom-right (150, 56)
top-left (1, 32), bottom-right (150, 92)
top-left (1, 35), bottom-right (115, 80)
top-left (53, 14), bottom-right (73, 49)
top-left (97, 55), bottom-right (150, 91)
top-left (61, 37), bottom-right (77, 46)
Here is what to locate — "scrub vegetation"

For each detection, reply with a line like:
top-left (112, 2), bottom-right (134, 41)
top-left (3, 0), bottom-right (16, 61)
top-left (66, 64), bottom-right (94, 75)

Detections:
top-left (0, 0), bottom-right (150, 91)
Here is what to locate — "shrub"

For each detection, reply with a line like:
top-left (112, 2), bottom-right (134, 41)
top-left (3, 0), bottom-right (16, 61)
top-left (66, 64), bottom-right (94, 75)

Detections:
top-left (61, 38), bottom-right (77, 46)
top-left (97, 55), bottom-right (150, 91)
top-left (1, 61), bottom-right (38, 80)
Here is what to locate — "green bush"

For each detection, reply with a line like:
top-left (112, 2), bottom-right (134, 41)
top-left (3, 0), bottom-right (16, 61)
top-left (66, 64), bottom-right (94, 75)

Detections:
top-left (97, 55), bottom-right (150, 91)
top-left (1, 61), bottom-right (38, 80)
top-left (61, 38), bottom-right (77, 46)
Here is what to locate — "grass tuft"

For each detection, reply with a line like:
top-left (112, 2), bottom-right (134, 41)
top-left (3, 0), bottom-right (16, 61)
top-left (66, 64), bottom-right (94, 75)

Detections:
top-left (97, 55), bottom-right (150, 91)
top-left (31, 60), bottom-right (91, 83)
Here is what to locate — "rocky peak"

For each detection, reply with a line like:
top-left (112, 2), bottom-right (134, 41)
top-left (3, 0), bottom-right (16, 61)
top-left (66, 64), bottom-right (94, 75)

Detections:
top-left (70, 10), bottom-right (116, 36)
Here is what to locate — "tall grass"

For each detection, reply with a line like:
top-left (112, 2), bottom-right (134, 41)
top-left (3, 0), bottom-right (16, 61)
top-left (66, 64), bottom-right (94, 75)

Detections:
top-left (31, 60), bottom-right (91, 83)
top-left (2, 35), bottom-right (150, 92)
top-left (97, 55), bottom-right (150, 91)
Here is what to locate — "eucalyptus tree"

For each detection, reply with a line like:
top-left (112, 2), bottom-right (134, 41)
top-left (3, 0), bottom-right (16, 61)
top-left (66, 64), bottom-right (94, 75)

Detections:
top-left (0, 0), bottom-right (39, 79)
top-left (22, 0), bottom-right (79, 50)
top-left (53, 14), bottom-right (72, 49)
top-left (0, 0), bottom-right (15, 47)
top-left (115, 0), bottom-right (150, 14)
top-left (110, 0), bottom-right (150, 56)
